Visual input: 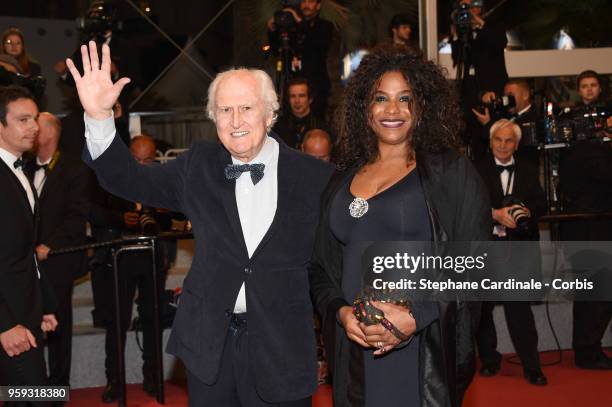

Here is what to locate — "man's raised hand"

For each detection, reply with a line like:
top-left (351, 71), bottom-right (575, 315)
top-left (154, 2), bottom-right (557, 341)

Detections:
top-left (65, 41), bottom-right (130, 120)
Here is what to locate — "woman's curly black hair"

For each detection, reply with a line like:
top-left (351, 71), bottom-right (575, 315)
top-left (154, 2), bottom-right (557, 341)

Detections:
top-left (335, 43), bottom-right (462, 170)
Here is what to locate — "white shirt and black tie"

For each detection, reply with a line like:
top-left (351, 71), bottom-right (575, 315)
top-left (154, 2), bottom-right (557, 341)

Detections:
top-left (84, 114), bottom-right (279, 313)
top-left (493, 156), bottom-right (515, 237)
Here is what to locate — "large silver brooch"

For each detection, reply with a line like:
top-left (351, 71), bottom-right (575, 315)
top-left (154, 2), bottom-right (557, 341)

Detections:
top-left (349, 197), bottom-right (369, 218)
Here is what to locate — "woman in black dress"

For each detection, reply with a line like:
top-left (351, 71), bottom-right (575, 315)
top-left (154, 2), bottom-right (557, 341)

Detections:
top-left (309, 44), bottom-right (491, 407)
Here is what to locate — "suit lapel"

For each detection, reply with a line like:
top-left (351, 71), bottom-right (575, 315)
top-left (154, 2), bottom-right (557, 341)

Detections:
top-left (217, 149), bottom-right (249, 256)
top-left (250, 146), bottom-right (297, 260)
top-left (0, 160), bottom-right (35, 225)
top-left (39, 157), bottom-right (60, 202)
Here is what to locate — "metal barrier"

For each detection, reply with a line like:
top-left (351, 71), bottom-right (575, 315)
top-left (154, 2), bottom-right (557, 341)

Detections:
top-left (50, 231), bottom-right (193, 407)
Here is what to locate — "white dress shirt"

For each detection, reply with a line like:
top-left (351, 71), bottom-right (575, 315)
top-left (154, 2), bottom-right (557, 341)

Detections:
top-left (33, 156), bottom-right (52, 196)
top-left (0, 147), bottom-right (35, 212)
top-left (84, 114), bottom-right (279, 313)
top-left (495, 156), bottom-right (515, 196)
top-left (493, 156), bottom-right (515, 237)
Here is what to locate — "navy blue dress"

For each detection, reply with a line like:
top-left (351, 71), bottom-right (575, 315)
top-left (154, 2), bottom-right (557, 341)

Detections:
top-left (330, 169), bottom-right (438, 407)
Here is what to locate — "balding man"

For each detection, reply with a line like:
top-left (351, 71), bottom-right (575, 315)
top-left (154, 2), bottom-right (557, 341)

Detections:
top-left (26, 111), bottom-right (91, 389)
top-left (130, 135), bottom-right (157, 165)
top-left (68, 42), bottom-right (333, 405)
top-left (301, 129), bottom-right (331, 162)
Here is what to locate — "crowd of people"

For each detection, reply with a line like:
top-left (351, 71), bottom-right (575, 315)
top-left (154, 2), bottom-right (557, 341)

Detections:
top-left (1, 0), bottom-right (611, 406)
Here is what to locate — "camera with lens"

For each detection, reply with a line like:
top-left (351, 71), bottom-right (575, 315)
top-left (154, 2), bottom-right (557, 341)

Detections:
top-left (501, 195), bottom-right (536, 238)
top-left (452, 0), bottom-right (483, 35)
top-left (137, 207), bottom-right (160, 236)
top-left (0, 68), bottom-right (46, 99)
top-left (478, 94), bottom-right (516, 121)
top-left (273, 0), bottom-right (302, 35)
top-left (77, 0), bottom-right (122, 40)
top-left (557, 103), bottom-right (611, 143)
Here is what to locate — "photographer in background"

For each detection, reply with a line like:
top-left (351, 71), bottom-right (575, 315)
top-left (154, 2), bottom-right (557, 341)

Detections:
top-left (473, 79), bottom-right (541, 164)
top-left (451, 0), bottom-right (508, 160)
top-left (475, 119), bottom-right (548, 386)
top-left (559, 71), bottom-right (612, 370)
top-left (88, 135), bottom-right (172, 402)
top-left (267, 0), bottom-right (333, 117)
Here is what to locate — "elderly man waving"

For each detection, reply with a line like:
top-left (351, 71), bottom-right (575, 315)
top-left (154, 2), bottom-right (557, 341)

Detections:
top-left (67, 42), bottom-right (333, 406)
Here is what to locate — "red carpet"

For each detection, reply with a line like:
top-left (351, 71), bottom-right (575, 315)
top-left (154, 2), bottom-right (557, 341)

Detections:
top-left (464, 349), bottom-right (612, 407)
top-left (68, 350), bottom-right (611, 407)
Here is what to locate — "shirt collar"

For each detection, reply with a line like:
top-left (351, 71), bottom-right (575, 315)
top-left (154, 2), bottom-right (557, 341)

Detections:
top-left (231, 135), bottom-right (276, 166)
top-left (36, 156), bottom-right (52, 166)
top-left (517, 104), bottom-right (532, 116)
top-left (494, 156), bottom-right (515, 166)
top-left (0, 147), bottom-right (21, 170)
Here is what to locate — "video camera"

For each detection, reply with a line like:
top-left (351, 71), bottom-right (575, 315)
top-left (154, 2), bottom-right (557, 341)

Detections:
top-left (273, 0), bottom-right (302, 35)
top-left (452, 0), bottom-right (484, 36)
top-left (0, 67), bottom-right (46, 99)
top-left (77, 0), bottom-right (122, 40)
top-left (557, 103), bottom-right (611, 143)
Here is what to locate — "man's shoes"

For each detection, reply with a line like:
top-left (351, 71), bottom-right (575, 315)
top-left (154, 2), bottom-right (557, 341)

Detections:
top-left (479, 362), bottom-right (501, 377)
top-left (575, 352), bottom-right (612, 370)
top-left (524, 369), bottom-right (547, 386)
top-left (101, 381), bottom-right (118, 403)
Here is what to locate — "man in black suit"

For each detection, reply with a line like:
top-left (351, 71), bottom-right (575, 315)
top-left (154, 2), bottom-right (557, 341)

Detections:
top-left (0, 86), bottom-right (57, 391)
top-left (451, 0), bottom-right (508, 160)
top-left (559, 72), bottom-right (612, 368)
top-left (267, 0), bottom-right (333, 117)
top-left (67, 42), bottom-right (333, 406)
top-left (25, 112), bottom-right (91, 389)
top-left (475, 118), bottom-right (548, 386)
top-left (272, 78), bottom-right (327, 149)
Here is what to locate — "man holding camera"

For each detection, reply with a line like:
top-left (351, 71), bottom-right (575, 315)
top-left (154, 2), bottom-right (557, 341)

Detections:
top-left (451, 0), bottom-right (508, 160)
top-left (473, 79), bottom-right (540, 164)
top-left (559, 70), bottom-right (612, 370)
top-left (267, 0), bottom-right (333, 117)
top-left (88, 135), bottom-right (172, 402)
top-left (475, 119), bottom-right (547, 385)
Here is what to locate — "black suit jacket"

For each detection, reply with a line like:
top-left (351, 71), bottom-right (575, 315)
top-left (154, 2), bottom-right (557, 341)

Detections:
top-left (27, 153), bottom-right (91, 289)
top-left (0, 160), bottom-right (53, 336)
top-left (475, 154), bottom-right (545, 237)
top-left (451, 20), bottom-right (508, 96)
top-left (83, 134), bottom-right (334, 402)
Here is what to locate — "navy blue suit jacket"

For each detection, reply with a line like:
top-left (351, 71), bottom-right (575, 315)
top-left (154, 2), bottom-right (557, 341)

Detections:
top-left (84, 134), bottom-right (334, 402)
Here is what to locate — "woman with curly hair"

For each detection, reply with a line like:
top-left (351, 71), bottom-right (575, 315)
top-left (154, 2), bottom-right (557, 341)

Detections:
top-left (1, 27), bottom-right (41, 77)
top-left (309, 44), bottom-right (490, 406)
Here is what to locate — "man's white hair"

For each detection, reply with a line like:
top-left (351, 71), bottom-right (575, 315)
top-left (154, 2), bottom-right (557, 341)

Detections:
top-left (206, 68), bottom-right (279, 127)
top-left (489, 118), bottom-right (522, 142)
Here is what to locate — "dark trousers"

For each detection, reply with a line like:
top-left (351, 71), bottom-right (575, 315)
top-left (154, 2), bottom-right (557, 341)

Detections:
top-left (186, 314), bottom-right (311, 407)
top-left (477, 301), bottom-right (541, 372)
top-left (45, 277), bottom-right (74, 387)
top-left (573, 301), bottom-right (612, 362)
top-left (0, 331), bottom-right (51, 406)
top-left (101, 251), bottom-right (165, 382)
